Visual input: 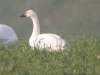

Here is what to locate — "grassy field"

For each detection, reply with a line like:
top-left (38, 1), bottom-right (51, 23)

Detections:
top-left (0, 35), bottom-right (100, 75)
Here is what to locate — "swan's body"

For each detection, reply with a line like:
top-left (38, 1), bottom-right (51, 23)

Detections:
top-left (21, 10), bottom-right (66, 51)
top-left (0, 24), bottom-right (18, 47)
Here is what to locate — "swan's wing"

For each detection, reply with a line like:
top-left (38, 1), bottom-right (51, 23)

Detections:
top-left (35, 34), bottom-right (65, 45)
top-left (47, 33), bottom-right (61, 39)
top-left (0, 25), bottom-right (18, 43)
top-left (34, 34), bottom-right (66, 50)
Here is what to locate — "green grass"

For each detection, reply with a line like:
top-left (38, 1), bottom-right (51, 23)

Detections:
top-left (0, 35), bottom-right (100, 75)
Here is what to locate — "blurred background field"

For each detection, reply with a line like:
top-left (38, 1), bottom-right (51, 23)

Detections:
top-left (0, 0), bottom-right (100, 38)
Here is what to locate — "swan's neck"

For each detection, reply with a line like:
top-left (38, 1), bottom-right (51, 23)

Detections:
top-left (31, 17), bottom-right (40, 39)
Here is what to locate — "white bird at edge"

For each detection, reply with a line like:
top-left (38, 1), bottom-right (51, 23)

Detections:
top-left (0, 24), bottom-right (18, 47)
top-left (20, 10), bottom-right (66, 51)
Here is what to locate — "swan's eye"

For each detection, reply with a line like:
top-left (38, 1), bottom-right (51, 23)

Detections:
top-left (27, 12), bottom-right (29, 13)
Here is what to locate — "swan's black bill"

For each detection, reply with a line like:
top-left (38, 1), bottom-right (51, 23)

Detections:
top-left (20, 15), bottom-right (26, 17)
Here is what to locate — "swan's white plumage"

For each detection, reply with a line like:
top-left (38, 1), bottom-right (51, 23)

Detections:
top-left (29, 34), bottom-right (65, 51)
top-left (21, 10), bottom-right (66, 51)
top-left (0, 24), bottom-right (18, 47)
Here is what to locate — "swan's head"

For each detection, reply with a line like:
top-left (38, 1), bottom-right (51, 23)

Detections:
top-left (20, 10), bottom-right (37, 18)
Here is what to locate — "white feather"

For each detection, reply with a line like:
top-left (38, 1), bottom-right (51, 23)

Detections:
top-left (21, 10), bottom-right (66, 51)
top-left (0, 24), bottom-right (18, 47)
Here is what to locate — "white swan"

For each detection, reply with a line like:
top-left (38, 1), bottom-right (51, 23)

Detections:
top-left (21, 10), bottom-right (66, 51)
top-left (0, 24), bottom-right (18, 47)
